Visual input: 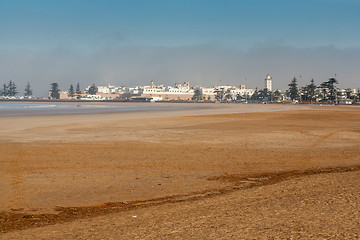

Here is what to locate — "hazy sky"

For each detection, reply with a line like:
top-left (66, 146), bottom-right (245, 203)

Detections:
top-left (0, 0), bottom-right (359, 96)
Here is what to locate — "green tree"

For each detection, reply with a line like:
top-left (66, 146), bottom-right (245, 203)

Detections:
top-left (250, 88), bottom-right (260, 101)
top-left (68, 84), bottom-right (75, 98)
top-left (225, 89), bottom-right (232, 101)
top-left (7, 80), bottom-right (17, 96)
top-left (329, 78), bottom-right (338, 102)
top-left (288, 77), bottom-right (299, 101)
top-left (50, 83), bottom-right (60, 99)
top-left (320, 78), bottom-right (338, 103)
top-left (259, 88), bottom-right (270, 102)
top-left (214, 88), bottom-right (225, 101)
top-left (273, 90), bottom-right (282, 102)
top-left (345, 88), bottom-right (352, 99)
top-left (305, 79), bottom-right (317, 102)
top-left (1, 83), bottom-right (8, 96)
top-left (24, 82), bottom-right (33, 97)
top-left (87, 84), bottom-right (98, 95)
top-left (76, 83), bottom-right (81, 94)
top-left (268, 90), bottom-right (273, 102)
top-left (75, 83), bottom-right (82, 99)
top-left (192, 88), bottom-right (202, 101)
top-left (301, 79), bottom-right (316, 102)
top-left (236, 93), bottom-right (243, 101)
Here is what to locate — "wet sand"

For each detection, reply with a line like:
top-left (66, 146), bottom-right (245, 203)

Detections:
top-left (1, 103), bottom-right (360, 238)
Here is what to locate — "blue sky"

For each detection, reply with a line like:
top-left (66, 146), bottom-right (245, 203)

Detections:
top-left (0, 0), bottom-right (359, 96)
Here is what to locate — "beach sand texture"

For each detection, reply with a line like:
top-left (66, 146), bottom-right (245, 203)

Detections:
top-left (1, 104), bottom-right (360, 238)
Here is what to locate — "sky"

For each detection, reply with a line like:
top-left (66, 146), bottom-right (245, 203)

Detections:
top-left (0, 0), bottom-right (359, 96)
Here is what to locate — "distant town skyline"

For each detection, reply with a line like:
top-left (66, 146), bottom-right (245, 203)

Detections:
top-left (1, 0), bottom-right (359, 96)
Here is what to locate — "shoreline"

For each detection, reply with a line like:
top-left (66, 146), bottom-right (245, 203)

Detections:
top-left (0, 101), bottom-right (314, 117)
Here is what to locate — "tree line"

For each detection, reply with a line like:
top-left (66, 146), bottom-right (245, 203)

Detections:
top-left (0, 80), bottom-right (32, 97)
top-left (286, 77), bottom-right (347, 103)
top-left (192, 77), bottom-right (360, 104)
top-left (249, 77), bottom-right (345, 103)
top-left (248, 77), bottom-right (360, 104)
top-left (49, 83), bottom-right (98, 99)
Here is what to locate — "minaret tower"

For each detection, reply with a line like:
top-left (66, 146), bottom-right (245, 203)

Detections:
top-left (265, 74), bottom-right (272, 91)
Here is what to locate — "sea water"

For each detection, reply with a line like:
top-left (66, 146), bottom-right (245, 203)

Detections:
top-left (0, 102), bottom-right (189, 116)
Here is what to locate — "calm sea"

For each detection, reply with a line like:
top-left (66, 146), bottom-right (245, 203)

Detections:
top-left (0, 102), bottom-right (189, 116)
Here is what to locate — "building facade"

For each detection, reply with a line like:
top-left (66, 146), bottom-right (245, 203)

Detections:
top-left (265, 74), bottom-right (272, 91)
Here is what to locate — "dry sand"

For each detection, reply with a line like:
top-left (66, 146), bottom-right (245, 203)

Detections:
top-left (1, 103), bottom-right (360, 239)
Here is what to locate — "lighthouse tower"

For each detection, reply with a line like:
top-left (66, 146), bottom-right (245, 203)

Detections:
top-left (265, 74), bottom-right (272, 91)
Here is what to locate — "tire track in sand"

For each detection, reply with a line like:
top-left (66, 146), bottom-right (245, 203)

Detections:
top-left (1, 164), bottom-right (360, 233)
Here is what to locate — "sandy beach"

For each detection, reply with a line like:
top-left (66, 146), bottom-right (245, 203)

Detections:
top-left (1, 103), bottom-right (360, 239)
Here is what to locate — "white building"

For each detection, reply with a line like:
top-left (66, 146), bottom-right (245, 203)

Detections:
top-left (198, 85), bottom-right (254, 101)
top-left (123, 81), bottom-right (195, 101)
top-left (80, 95), bottom-right (105, 100)
top-left (200, 87), bottom-right (216, 96)
top-left (96, 85), bottom-right (123, 94)
top-left (265, 74), bottom-right (272, 91)
top-left (135, 81), bottom-right (194, 95)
